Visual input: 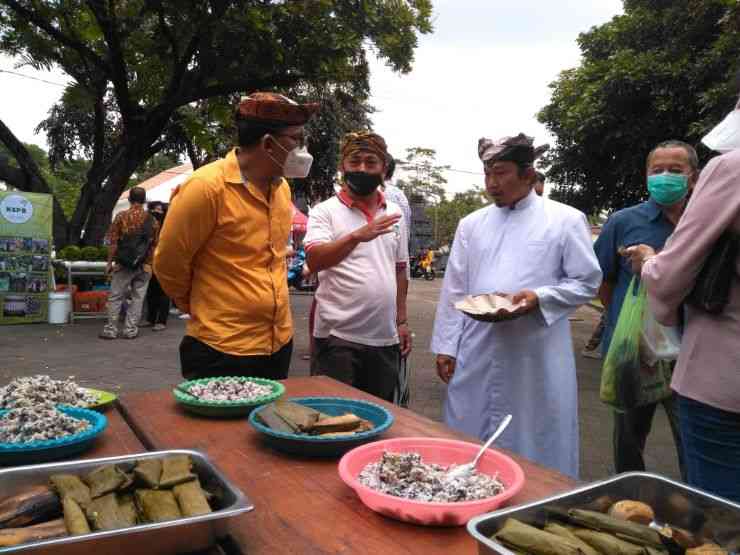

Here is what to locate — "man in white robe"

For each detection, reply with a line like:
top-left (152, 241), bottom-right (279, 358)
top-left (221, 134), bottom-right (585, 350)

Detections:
top-left (431, 134), bottom-right (602, 478)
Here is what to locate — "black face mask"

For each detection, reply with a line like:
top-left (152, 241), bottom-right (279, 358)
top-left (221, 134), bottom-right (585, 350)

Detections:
top-left (344, 171), bottom-right (383, 196)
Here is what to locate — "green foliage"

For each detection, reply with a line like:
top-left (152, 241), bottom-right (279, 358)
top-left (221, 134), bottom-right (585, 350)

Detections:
top-left (294, 84), bottom-right (373, 202)
top-left (80, 246), bottom-right (99, 261)
top-left (0, 141), bottom-right (86, 218)
top-left (0, 0), bottom-right (434, 245)
top-left (538, 0), bottom-right (740, 214)
top-left (429, 187), bottom-right (489, 246)
top-left (58, 245), bottom-right (81, 261)
top-left (396, 147), bottom-right (449, 203)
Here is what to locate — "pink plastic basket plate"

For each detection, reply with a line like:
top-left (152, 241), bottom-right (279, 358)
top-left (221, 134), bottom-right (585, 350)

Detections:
top-left (338, 437), bottom-right (525, 526)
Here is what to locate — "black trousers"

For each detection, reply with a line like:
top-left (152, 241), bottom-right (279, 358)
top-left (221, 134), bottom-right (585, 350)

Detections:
top-left (180, 336), bottom-right (293, 381)
top-left (613, 393), bottom-right (686, 480)
top-left (146, 273), bottom-right (170, 325)
top-left (311, 335), bottom-right (400, 402)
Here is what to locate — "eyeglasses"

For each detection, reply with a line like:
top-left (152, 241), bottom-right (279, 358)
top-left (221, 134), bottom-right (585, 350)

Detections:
top-left (274, 132), bottom-right (308, 148)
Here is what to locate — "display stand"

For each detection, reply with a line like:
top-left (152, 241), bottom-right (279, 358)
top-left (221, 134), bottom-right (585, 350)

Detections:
top-left (53, 260), bottom-right (108, 323)
top-left (0, 192), bottom-right (53, 324)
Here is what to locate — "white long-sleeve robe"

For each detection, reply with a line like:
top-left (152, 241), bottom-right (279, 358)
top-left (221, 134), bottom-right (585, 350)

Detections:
top-left (431, 191), bottom-right (602, 478)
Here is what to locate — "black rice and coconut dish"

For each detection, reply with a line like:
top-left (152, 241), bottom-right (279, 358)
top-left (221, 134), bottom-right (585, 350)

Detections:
top-left (358, 451), bottom-right (505, 503)
top-left (0, 375), bottom-right (98, 410)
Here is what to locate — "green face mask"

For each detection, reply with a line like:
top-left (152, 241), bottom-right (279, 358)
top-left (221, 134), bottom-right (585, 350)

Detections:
top-left (647, 173), bottom-right (689, 206)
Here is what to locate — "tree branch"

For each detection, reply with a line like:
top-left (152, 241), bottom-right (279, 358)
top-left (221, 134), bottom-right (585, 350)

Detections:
top-left (0, 118), bottom-right (71, 245)
top-left (0, 157), bottom-right (27, 188)
top-left (160, 2), bottom-right (229, 106)
top-left (155, 7), bottom-right (180, 60)
top-left (84, 0), bottom-right (134, 123)
top-left (4, 0), bottom-right (108, 74)
top-left (0, 119), bottom-right (53, 197)
top-left (184, 139), bottom-right (202, 169)
top-left (175, 74), bottom-right (303, 106)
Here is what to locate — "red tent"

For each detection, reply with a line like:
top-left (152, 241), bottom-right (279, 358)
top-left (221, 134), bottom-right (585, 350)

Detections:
top-left (291, 204), bottom-right (308, 233)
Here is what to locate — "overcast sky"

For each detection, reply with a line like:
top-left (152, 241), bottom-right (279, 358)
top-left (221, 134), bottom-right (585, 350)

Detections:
top-left (1, 0), bottom-right (623, 194)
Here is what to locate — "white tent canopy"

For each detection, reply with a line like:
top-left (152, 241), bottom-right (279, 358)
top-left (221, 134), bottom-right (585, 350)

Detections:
top-left (113, 163), bottom-right (193, 217)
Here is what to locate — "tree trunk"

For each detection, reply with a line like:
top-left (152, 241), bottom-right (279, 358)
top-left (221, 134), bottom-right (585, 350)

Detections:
top-left (80, 153), bottom-right (145, 246)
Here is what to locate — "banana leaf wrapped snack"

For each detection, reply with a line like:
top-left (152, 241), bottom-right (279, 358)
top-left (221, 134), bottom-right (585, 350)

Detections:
top-left (173, 479), bottom-right (212, 517)
top-left (49, 475), bottom-right (90, 507)
top-left (159, 455), bottom-right (196, 488)
top-left (543, 522), bottom-right (602, 555)
top-left (117, 494), bottom-right (138, 527)
top-left (85, 493), bottom-right (129, 531)
top-left (135, 489), bottom-right (182, 523)
top-left (492, 518), bottom-right (589, 555)
top-left (488, 495), bottom-right (737, 554)
top-left (133, 458), bottom-right (162, 489)
top-left (84, 465), bottom-right (127, 498)
top-left (0, 454), bottom-right (217, 550)
top-left (62, 497), bottom-right (90, 536)
top-left (568, 509), bottom-right (665, 548)
top-left (258, 400), bottom-right (376, 436)
top-left (572, 528), bottom-right (648, 555)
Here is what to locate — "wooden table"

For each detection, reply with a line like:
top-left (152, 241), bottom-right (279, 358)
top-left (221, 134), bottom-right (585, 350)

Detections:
top-left (82, 402), bottom-right (146, 459)
top-left (118, 376), bottom-right (577, 554)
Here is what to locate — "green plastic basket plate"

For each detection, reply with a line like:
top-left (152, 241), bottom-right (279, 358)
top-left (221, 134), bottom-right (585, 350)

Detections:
top-left (173, 376), bottom-right (285, 418)
top-left (83, 388), bottom-right (118, 411)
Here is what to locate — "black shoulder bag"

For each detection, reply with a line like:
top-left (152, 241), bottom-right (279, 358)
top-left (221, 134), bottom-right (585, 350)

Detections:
top-left (686, 231), bottom-right (739, 314)
top-left (115, 214), bottom-right (155, 270)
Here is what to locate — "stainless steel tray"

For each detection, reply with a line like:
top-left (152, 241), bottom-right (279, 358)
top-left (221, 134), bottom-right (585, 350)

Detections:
top-left (0, 449), bottom-right (253, 555)
top-left (468, 472), bottom-right (740, 555)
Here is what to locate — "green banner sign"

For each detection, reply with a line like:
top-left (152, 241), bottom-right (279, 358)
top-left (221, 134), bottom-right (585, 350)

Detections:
top-left (0, 191), bottom-right (53, 324)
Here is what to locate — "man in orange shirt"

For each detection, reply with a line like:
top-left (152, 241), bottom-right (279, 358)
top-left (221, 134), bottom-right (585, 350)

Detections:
top-left (154, 93), bottom-right (318, 380)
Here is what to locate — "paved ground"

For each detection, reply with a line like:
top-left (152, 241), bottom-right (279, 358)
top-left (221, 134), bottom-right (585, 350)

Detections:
top-left (0, 279), bottom-right (682, 482)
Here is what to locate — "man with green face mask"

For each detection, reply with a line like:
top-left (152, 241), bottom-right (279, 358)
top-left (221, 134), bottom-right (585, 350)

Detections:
top-left (593, 140), bottom-right (699, 478)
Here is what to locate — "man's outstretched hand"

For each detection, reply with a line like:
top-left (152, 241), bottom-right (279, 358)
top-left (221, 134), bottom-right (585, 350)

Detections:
top-left (351, 214), bottom-right (401, 243)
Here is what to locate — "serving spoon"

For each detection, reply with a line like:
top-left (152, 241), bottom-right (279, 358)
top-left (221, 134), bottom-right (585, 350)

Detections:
top-left (446, 414), bottom-right (512, 481)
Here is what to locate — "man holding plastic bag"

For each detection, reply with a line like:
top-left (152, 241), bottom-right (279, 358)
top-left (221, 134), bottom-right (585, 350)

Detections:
top-left (593, 140), bottom-right (698, 478)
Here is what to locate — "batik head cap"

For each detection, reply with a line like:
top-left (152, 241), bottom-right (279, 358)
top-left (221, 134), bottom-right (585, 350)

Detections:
top-left (340, 131), bottom-right (389, 162)
top-left (236, 92), bottom-right (319, 126)
top-left (478, 133), bottom-right (549, 167)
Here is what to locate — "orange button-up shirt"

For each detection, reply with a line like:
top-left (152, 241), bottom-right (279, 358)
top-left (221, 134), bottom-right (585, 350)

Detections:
top-left (154, 148), bottom-right (293, 356)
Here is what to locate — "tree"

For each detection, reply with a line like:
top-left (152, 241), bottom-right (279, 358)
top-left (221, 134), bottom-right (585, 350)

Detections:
top-left (0, 0), bottom-right (433, 246)
top-left (396, 147), bottom-right (448, 203)
top-left (0, 137), bottom-right (87, 219)
top-left (295, 83), bottom-right (373, 204)
top-left (395, 147), bottom-right (449, 245)
top-left (433, 187), bottom-right (488, 246)
top-left (538, 0), bottom-right (740, 215)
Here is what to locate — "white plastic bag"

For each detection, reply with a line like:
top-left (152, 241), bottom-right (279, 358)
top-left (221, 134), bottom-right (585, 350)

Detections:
top-left (640, 308), bottom-right (681, 366)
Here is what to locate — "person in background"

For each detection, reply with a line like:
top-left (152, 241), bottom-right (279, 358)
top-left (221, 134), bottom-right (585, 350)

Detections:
top-left (382, 156), bottom-right (412, 245)
top-left (420, 246), bottom-right (434, 277)
top-left (381, 160), bottom-right (413, 406)
top-left (594, 140), bottom-right (699, 479)
top-left (581, 312), bottom-right (606, 360)
top-left (100, 186), bottom-right (160, 340)
top-left (626, 102), bottom-right (740, 503)
top-left (305, 131), bottom-right (411, 401)
top-left (140, 201), bottom-right (171, 331)
top-left (534, 170), bottom-right (546, 196)
top-left (432, 133), bottom-right (601, 478)
top-left (154, 92), bottom-right (318, 380)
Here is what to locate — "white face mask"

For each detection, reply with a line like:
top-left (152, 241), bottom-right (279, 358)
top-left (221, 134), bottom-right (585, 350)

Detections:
top-left (268, 137), bottom-right (313, 179)
top-left (702, 110), bottom-right (740, 153)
